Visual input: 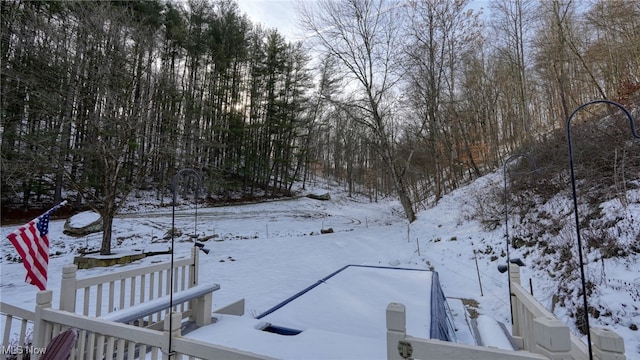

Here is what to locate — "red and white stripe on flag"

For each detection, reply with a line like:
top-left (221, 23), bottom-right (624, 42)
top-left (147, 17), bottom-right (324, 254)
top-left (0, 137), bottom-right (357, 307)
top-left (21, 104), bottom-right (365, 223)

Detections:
top-left (6, 214), bottom-right (50, 291)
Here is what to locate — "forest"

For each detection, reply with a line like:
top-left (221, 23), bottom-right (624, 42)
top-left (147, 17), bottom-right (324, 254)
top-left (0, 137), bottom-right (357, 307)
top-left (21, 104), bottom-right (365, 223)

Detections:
top-left (1, 0), bottom-right (639, 254)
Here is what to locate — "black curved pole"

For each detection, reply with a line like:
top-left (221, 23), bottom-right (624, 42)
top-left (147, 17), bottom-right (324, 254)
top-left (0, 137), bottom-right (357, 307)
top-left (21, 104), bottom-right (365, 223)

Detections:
top-left (169, 168), bottom-right (202, 358)
top-left (503, 154), bottom-right (536, 325)
top-left (566, 99), bottom-right (638, 360)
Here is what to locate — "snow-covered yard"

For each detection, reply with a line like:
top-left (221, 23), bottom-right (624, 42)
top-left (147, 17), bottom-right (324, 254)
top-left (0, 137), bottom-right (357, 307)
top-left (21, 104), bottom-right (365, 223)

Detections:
top-left (1, 174), bottom-right (638, 358)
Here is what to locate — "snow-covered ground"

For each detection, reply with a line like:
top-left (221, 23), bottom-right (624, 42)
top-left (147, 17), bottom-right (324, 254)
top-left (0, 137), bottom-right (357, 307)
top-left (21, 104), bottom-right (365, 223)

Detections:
top-left (1, 173), bottom-right (638, 358)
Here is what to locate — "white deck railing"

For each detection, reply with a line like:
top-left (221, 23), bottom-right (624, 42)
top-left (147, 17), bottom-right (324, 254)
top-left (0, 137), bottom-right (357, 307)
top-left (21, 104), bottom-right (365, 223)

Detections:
top-left (508, 264), bottom-right (625, 360)
top-left (386, 264), bottom-right (626, 360)
top-left (1, 302), bottom-right (35, 360)
top-left (1, 248), bottom-right (269, 360)
top-left (386, 302), bottom-right (548, 360)
top-left (2, 253), bottom-right (627, 360)
top-left (2, 292), bottom-right (266, 360)
top-left (32, 290), bottom-right (270, 360)
top-left (60, 248), bottom-right (200, 328)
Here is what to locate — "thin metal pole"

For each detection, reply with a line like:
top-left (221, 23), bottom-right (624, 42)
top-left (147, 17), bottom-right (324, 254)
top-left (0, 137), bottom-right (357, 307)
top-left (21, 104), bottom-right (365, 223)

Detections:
top-left (474, 250), bottom-right (483, 296)
top-left (169, 168), bottom-right (202, 358)
top-left (45, 200), bottom-right (68, 215)
top-left (566, 99), bottom-right (638, 360)
top-left (503, 154), bottom-right (536, 325)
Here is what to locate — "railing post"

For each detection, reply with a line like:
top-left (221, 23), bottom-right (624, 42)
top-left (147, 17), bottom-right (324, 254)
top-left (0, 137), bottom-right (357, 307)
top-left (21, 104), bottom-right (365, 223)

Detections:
top-left (386, 303), bottom-right (406, 360)
top-left (163, 312), bottom-right (182, 360)
top-left (60, 264), bottom-right (78, 312)
top-left (32, 290), bottom-right (53, 360)
top-left (509, 263), bottom-right (521, 284)
top-left (190, 247), bottom-right (199, 287)
top-left (533, 317), bottom-right (572, 360)
top-left (188, 247), bottom-right (199, 325)
top-left (193, 292), bottom-right (213, 326)
top-left (590, 328), bottom-right (625, 360)
top-left (509, 264), bottom-right (522, 338)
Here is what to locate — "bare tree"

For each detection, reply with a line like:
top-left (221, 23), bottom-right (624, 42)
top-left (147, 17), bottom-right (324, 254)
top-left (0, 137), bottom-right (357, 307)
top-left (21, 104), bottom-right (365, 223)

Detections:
top-left (403, 0), bottom-right (480, 201)
top-left (584, 0), bottom-right (640, 98)
top-left (490, 0), bottom-right (535, 146)
top-left (533, 0), bottom-right (586, 124)
top-left (298, 0), bottom-right (416, 222)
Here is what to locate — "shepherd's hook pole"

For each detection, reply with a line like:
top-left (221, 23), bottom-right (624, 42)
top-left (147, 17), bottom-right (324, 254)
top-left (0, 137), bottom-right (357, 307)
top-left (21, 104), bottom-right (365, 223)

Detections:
top-left (503, 154), bottom-right (536, 325)
top-left (169, 168), bottom-right (202, 358)
top-left (566, 99), bottom-right (638, 360)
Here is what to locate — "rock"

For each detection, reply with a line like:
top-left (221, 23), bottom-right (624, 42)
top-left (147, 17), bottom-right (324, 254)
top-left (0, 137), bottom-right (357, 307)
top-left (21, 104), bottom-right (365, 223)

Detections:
top-left (307, 193), bottom-right (331, 201)
top-left (320, 228), bottom-right (334, 234)
top-left (163, 227), bottom-right (182, 239)
top-left (64, 211), bottom-right (103, 236)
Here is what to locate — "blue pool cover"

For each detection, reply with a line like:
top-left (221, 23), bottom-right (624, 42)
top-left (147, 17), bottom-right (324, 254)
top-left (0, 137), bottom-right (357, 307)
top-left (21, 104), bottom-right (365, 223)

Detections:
top-left (256, 264), bottom-right (453, 342)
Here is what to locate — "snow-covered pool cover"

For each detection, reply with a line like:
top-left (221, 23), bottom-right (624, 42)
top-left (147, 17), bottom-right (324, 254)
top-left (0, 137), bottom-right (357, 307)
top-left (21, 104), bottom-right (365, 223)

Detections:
top-left (187, 265), bottom-right (434, 359)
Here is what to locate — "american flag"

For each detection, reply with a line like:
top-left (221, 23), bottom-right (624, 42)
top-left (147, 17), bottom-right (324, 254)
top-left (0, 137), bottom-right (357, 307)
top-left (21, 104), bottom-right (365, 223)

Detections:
top-left (6, 201), bottom-right (66, 291)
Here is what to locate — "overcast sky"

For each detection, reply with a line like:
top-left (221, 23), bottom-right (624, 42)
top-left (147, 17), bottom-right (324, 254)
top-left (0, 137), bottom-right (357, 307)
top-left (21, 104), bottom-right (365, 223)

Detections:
top-left (237, 0), bottom-right (301, 41)
top-left (237, 0), bottom-right (491, 43)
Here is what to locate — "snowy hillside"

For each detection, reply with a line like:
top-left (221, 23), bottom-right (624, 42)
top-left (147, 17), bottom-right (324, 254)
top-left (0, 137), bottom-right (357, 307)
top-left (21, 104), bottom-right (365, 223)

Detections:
top-left (1, 173), bottom-right (638, 358)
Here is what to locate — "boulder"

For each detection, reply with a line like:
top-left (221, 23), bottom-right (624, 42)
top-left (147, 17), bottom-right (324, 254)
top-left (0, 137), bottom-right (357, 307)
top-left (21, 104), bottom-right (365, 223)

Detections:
top-left (307, 192), bottom-right (331, 201)
top-left (163, 227), bottom-right (183, 239)
top-left (64, 211), bottom-right (103, 236)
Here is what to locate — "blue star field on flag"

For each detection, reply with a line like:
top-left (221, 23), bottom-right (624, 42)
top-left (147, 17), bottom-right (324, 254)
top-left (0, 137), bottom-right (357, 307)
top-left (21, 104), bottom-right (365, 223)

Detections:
top-left (37, 213), bottom-right (50, 236)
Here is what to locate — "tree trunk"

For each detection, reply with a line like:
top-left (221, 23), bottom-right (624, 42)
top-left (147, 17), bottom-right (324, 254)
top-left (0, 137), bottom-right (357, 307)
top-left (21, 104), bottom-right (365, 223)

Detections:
top-left (383, 146), bottom-right (417, 222)
top-left (396, 179), bottom-right (417, 223)
top-left (100, 213), bottom-right (114, 255)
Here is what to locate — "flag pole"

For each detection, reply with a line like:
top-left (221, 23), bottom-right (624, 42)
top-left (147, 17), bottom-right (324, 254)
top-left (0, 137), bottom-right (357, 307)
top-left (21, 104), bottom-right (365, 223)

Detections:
top-left (44, 200), bottom-right (68, 217)
top-left (18, 200), bottom-right (68, 224)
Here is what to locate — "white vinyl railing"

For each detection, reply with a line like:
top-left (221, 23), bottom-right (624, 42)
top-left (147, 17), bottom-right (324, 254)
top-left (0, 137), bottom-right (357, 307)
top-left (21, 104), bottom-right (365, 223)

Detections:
top-left (1, 248), bottom-right (270, 360)
top-left (386, 264), bottom-right (626, 360)
top-left (1, 302), bottom-right (35, 360)
top-left (3, 253), bottom-right (627, 360)
top-left (31, 291), bottom-right (271, 360)
top-left (508, 264), bottom-right (624, 360)
top-left (60, 248), bottom-right (200, 328)
top-left (386, 302), bottom-right (548, 360)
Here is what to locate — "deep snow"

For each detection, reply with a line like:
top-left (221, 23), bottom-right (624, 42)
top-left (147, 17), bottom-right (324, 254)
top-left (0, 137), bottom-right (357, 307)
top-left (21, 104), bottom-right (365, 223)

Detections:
top-left (1, 173), bottom-right (638, 358)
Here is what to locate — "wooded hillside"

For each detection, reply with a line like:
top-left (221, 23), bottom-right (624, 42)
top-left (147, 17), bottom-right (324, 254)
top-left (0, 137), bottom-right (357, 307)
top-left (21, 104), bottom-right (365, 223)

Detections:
top-left (2, 0), bottom-right (639, 216)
